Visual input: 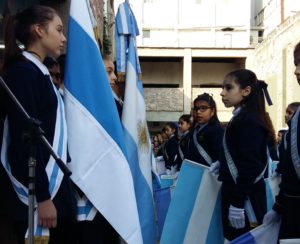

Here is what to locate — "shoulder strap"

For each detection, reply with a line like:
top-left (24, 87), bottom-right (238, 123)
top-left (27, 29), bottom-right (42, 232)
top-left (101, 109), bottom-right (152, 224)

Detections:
top-left (291, 107), bottom-right (300, 179)
top-left (192, 125), bottom-right (213, 166)
top-left (223, 128), bottom-right (268, 183)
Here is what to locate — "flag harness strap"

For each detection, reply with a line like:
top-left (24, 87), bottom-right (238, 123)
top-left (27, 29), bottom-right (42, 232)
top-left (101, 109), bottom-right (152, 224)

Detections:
top-left (192, 124), bottom-right (213, 166)
top-left (223, 128), bottom-right (269, 226)
top-left (291, 107), bottom-right (300, 179)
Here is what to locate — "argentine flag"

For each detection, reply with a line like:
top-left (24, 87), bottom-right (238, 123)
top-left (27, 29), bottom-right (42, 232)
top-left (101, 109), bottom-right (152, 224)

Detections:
top-left (229, 221), bottom-right (281, 244)
top-left (160, 160), bottom-right (224, 244)
top-left (64, 1), bottom-right (142, 243)
top-left (265, 176), bottom-right (280, 210)
top-left (116, 2), bottom-right (156, 243)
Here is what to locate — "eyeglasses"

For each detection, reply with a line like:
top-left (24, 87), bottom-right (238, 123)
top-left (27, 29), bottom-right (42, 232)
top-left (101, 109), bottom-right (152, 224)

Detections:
top-left (192, 106), bottom-right (211, 112)
top-left (50, 72), bottom-right (61, 80)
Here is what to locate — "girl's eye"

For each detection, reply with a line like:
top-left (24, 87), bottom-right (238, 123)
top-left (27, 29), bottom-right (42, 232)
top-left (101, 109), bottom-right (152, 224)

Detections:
top-left (223, 84), bottom-right (232, 91)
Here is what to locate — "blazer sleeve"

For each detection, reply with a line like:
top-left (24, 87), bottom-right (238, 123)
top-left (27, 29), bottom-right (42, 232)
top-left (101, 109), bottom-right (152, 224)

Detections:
top-left (6, 64), bottom-right (51, 202)
top-left (231, 119), bottom-right (267, 208)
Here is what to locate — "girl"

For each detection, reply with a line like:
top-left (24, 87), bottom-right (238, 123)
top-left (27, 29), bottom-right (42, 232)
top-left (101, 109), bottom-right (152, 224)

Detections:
top-left (175, 114), bottom-right (192, 170)
top-left (187, 93), bottom-right (223, 167)
top-left (162, 122), bottom-right (179, 172)
top-left (218, 69), bottom-right (275, 240)
top-left (263, 42), bottom-right (300, 240)
top-left (2, 5), bottom-right (76, 243)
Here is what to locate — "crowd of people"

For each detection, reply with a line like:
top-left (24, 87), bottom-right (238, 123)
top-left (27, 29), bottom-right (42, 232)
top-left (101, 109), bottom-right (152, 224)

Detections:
top-left (0, 3), bottom-right (300, 244)
top-left (151, 67), bottom-right (300, 241)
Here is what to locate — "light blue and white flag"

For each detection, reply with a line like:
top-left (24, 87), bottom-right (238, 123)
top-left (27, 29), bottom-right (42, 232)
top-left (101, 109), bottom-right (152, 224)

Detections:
top-left (160, 160), bottom-right (224, 244)
top-left (265, 176), bottom-right (280, 210)
top-left (64, 1), bottom-right (142, 243)
top-left (229, 221), bottom-right (281, 244)
top-left (115, 2), bottom-right (156, 243)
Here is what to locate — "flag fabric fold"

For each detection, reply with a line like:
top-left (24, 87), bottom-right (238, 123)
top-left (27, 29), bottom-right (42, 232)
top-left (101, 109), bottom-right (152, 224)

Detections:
top-left (115, 2), bottom-right (156, 243)
top-left (64, 1), bottom-right (142, 243)
top-left (229, 221), bottom-right (281, 244)
top-left (160, 160), bottom-right (224, 244)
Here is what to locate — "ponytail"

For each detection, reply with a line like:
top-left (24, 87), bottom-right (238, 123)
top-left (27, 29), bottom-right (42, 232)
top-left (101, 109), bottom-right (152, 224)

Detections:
top-left (1, 5), bottom-right (56, 74)
top-left (2, 15), bottom-right (23, 74)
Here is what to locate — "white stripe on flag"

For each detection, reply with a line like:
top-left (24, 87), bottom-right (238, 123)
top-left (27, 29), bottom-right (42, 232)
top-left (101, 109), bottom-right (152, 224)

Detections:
top-left (229, 221), bottom-right (281, 244)
top-left (184, 164), bottom-right (222, 243)
top-left (161, 159), bottom-right (224, 244)
top-left (65, 1), bottom-right (142, 243)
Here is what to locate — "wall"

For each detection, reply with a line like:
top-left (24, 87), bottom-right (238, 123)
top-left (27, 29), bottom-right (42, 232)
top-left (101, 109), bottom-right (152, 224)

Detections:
top-left (247, 11), bottom-right (300, 130)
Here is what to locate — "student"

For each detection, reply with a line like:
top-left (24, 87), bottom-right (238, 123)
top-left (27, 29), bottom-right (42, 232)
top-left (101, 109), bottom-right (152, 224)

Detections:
top-left (274, 102), bottom-right (300, 176)
top-left (218, 69), bottom-right (275, 240)
top-left (102, 55), bottom-right (123, 118)
top-left (175, 114), bottom-right (192, 170)
top-left (162, 122), bottom-right (179, 172)
top-left (187, 93), bottom-right (223, 167)
top-left (75, 55), bottom-right (120, 244)
top-left (43, 56), bottom-right (62, 91)
top-left (2, 5), bottom-right (76, 243)
top-left (263, 42), bottom-right (300, 240)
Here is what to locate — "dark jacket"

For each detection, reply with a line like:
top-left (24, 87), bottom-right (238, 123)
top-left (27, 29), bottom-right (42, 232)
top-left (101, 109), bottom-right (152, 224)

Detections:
top-left (4, 59), bottom-right (75, 220)
top-left (218, 111), bottom-right (269, 208)
top-left (274, 108), bottom-right (300, 213)
top-left (187, 122), bottom-right (223, 167)
top-left (163, 135), bottom-right (179, 169)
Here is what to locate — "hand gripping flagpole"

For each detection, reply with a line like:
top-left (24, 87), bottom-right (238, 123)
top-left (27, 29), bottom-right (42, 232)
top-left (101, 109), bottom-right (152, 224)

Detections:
top-left (0, 75), bottom-right (71, 244)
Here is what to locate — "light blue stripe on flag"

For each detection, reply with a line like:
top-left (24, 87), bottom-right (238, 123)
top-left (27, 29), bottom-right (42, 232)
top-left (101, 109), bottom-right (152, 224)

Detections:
top-left (160, 160), bottom-right (223, 244)
top-left (64, 1), bottom-right (142, 243)
top-left (265, 177), bottom-right (280, 211)
top-left (117, 2), bottom-right (156, 243)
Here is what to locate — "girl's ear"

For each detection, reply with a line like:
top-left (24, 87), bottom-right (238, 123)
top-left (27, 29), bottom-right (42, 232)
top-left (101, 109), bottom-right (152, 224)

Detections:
top-left (242, 85), bottom-right (251, 97)
top-left (211, 107), bottom-right (216, 117)
top-left (32, 24), bottom-right (45, 39)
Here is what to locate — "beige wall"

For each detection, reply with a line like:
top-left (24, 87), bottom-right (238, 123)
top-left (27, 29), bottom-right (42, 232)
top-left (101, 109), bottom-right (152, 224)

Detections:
top-left (247, 12), bottom-right (300, 131)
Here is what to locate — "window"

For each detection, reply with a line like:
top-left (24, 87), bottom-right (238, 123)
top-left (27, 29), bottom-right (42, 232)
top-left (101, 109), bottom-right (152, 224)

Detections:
top-left (143, 29), bottom-right (150, 38)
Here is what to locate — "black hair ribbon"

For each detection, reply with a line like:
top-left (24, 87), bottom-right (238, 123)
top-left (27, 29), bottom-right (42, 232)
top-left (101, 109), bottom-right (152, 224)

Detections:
top-left (258, 80), bottom-right (273, 106)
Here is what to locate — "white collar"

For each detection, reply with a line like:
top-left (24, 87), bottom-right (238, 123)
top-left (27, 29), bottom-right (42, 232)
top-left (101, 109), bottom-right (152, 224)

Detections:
top-left (22, 51), bottom-right (49, 75)
top-left (232, 106), bottom-right (242, 117)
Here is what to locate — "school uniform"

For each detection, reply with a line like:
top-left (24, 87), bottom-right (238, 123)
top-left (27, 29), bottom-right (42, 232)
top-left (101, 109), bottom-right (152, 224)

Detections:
top-left (187, 122), bottom-right (223, 167)
top-left (175, 130), bottom-right (191, 170)
top-left (163, 135), bottom-right (179, 170)
top-left (218, 109), bottom-right (268, 240)
top-left (273, 107), bottom-right (300, 239)
top-left (3, 55), bottom-right (76, 243)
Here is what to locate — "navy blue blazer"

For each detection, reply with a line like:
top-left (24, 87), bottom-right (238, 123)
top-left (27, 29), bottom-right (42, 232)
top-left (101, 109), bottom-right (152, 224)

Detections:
top-left (4, 59), bottom-right (75, 220)
top-left (219, 111), bottom-right (269, 208)
top-left (274, 109), bottom-right (300, 213)
top-left (187, 122), bottom-right (223, 167)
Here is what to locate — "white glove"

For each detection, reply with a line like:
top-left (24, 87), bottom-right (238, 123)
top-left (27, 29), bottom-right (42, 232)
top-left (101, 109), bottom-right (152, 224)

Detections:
top-left (263, 209), bottom-right (280, 225)
top-left (209, 161), bottom-right (220, 176)
top-left (228, 205), bottom-right (245, 229)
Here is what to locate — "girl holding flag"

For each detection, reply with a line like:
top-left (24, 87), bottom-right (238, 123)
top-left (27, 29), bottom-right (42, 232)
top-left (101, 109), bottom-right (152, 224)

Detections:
top-left (263, 41), bottom-right (300, 240)
top-left (187, 93), bottom-right (223, 167)
top-left (1, 5), bottom-right (76, 243)
top-left (217, 69), bottom-right (275, 240)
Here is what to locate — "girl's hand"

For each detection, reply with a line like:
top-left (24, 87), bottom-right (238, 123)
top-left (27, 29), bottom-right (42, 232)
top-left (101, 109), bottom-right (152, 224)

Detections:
top-left (37, 199), bottom-right (57, 228)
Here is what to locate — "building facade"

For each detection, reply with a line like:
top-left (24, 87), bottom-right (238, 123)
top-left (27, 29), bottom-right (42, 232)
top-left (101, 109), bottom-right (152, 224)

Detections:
top-left (115, 0), bottom-right (300, 133)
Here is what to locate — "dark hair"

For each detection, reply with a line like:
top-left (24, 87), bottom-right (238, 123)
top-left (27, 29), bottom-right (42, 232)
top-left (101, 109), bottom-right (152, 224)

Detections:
top-left (179, 114), bottom-right (191, 124)
top-left (57, 54), bottom-right (66, 81)
top-left (164, 122), bottom-right (178, 137)
top-left (225, 69), bottom-right (276, 146)
top-left (294, 41), bottom-right (300, 64)
top-left (2, 5), bottom-right (57, 73)
top-left (287, 102), bottom-right (300, 111)
top-left (193, 93), bottom-right (220, 124)
top-left (43, 56), bottom-right (58, 69)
